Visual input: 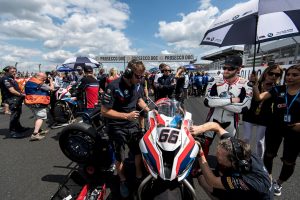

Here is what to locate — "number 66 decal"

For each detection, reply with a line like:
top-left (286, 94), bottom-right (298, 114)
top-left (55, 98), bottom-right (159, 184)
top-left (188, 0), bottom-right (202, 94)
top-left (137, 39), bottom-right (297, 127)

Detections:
top-left (158, 129), bottom-right (179, 144)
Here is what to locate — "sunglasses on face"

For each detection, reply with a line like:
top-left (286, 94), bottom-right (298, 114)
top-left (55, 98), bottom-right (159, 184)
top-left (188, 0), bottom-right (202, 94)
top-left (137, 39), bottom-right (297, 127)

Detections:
top-left (222, 66), bottom-right (237, 71)
top-left (267, 72), bottom-right (281, 77)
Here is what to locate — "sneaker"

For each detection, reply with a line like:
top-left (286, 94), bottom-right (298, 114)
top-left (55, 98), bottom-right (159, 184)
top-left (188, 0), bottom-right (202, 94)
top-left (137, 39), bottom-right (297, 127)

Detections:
top-left (10, 131), bottom-right (25, 139)
top-left (4, 111), bottom-right (11, 115)
top-left (30, 133), bottom-right (45, 141)
top-left (273, 181), bottom-right (282, 196)
top-left (119, 180), bottom-right (130, 198)
top-left (38, 129), bottom-right (49, 135)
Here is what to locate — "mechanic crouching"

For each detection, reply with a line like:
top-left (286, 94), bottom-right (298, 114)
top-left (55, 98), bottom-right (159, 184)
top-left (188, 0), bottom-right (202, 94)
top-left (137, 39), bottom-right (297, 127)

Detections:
top-left (190, 122), bottom-right (273, 200)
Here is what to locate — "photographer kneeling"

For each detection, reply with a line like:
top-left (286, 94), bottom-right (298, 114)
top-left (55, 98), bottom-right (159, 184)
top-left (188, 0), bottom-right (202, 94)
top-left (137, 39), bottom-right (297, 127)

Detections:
top-left (190, 122), bottom-right (273, 200)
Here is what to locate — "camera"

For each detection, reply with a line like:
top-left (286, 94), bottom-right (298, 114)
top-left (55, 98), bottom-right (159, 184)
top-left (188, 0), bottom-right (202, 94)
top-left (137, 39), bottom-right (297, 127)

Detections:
top-left (45, 71), bottom-right (52, 84)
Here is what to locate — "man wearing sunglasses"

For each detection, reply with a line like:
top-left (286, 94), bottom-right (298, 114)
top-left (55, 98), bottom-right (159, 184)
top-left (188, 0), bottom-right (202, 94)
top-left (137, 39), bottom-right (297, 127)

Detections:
top-left (157, 65), bottom-right (176, 99)
top-left (101, 59), bottom-right (150, 198)
top-left (201, 55), bottom-right (253, 156)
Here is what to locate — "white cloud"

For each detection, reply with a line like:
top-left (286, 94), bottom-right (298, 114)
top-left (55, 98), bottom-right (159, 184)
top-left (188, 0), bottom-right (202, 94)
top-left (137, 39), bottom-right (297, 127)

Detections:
top-left (154, 0), bottom-right (224, 62)
top-left (42, 49), bottom-right (73, 63)
top-left (199, 0), bottom-right (212, 10)
top-left (161, 50), bottom-right (174, 54)
top-left (156, 1), bottom-right (219, 51)
top-left (0, 0), bottom-right (135, 70)
top-left (0, 0), bottom-right (246, 71)
top-left (0, 43), bottom-right (41, 62)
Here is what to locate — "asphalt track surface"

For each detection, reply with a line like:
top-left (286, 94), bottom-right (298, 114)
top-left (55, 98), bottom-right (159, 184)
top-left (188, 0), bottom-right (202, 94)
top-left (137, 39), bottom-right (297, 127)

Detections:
top-left (0, 96), bottom-right (299, 200)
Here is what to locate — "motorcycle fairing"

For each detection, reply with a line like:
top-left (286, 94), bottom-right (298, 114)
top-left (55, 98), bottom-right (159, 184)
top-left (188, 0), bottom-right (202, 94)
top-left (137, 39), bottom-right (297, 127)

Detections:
top-left (140, 111), bottom-right (199, 181)
top-left (140, 117), bottom-right (160, 178)
top-left (174, 118), bottom-right (199, 181)
top-left (56, 84), bottom-right (73, 100)
top-left (62, 97), bottom-right (78, 105)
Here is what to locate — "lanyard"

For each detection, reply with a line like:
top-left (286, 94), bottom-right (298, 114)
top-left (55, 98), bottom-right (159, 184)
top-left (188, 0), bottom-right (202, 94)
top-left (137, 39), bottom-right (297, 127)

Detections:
top-left (136, 84), bottom-right (140, 92)
top-left (285, 88), bottom-right (300, 115)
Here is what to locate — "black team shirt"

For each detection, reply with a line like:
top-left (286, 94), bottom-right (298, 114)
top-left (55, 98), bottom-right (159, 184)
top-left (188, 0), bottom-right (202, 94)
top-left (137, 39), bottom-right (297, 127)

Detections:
top-left (102, 77), bottom-right (143, 127)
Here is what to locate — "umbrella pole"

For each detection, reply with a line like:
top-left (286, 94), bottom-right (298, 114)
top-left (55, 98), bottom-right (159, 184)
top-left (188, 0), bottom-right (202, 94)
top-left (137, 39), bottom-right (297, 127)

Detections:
top-left (252, 15), bottom-right (259, 73)
top-left (252, 42), bottom-right (257, 73)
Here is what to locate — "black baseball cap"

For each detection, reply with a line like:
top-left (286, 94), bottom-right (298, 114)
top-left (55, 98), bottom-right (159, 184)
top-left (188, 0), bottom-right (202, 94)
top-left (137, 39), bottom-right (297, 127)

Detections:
top-left (224, 55), bottom-right (242, 68)
top-left (3, 66), bottom-right (10, 72)
top-left (83, 65), bottom-right (93, 72)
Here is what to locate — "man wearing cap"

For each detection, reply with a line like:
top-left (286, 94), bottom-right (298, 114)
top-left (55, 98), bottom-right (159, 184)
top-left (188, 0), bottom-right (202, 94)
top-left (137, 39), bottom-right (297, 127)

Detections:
top-left (75, 65), bottom-right (99, 117)
top-left (201, 55), bottom-right (253, 156)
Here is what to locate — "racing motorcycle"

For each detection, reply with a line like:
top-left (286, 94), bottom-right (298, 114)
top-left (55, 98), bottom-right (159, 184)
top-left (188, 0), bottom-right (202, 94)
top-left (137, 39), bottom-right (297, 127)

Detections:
top-left (52, 108), bottom-right (114, 200)
top-left (138, 98), bottom-right (200, 200)
top-left (51, 82), bottom-right (78, 129)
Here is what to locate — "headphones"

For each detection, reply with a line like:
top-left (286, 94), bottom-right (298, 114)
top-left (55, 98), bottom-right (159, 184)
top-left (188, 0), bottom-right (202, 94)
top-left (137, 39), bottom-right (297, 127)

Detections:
top-left (230, 138), bottom-right (251, 172)
top-left (124, 59), bottom-right (141, 79)
top-left (123, 67), bottom-right (133, 79)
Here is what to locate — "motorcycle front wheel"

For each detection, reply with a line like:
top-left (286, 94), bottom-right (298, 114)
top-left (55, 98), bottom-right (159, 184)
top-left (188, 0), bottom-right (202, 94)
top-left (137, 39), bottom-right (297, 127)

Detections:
top-left (139, 178), bottom-right (193, 200)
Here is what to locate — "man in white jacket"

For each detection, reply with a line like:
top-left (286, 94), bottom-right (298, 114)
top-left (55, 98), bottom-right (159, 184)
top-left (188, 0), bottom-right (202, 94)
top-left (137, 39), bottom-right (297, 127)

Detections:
top-left (202, 55), bottom-right (253, 156)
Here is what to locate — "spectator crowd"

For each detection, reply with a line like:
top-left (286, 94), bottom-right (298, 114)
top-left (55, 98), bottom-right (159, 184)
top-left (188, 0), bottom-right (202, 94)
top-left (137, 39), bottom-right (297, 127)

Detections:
top-left (1, 56), bottom-right (300, 199)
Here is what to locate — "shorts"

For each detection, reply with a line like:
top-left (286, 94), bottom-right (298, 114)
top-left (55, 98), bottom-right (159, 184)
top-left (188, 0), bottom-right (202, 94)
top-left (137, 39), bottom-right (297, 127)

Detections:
top-left (105, 124), bottom-right (142, 162)
top-left (29, 107), bottom-right (47, 120)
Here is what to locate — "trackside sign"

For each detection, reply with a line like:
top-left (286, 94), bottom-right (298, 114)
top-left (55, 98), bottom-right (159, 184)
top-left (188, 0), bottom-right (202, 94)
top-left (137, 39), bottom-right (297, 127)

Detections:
top-left (95, 54), bottom-right (194, 63)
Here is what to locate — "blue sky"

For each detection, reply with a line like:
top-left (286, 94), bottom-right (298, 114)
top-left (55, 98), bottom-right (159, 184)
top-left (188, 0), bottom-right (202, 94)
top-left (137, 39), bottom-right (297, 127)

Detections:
top-left (0, 0), bottom-right (248, 71)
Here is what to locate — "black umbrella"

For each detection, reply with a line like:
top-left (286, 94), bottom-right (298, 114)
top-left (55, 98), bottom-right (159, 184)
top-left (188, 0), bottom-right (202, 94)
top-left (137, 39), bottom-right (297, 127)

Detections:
top-left (62, 56), bottom-right (101, 69)
top-left (149, 67), bottom-right (160, 73)
top-left (184, 64), bottom-right (197, 71)
top-left (56, 66), bottom-right (75, 72)
top-left (200, 0), bottom-right (300, 70)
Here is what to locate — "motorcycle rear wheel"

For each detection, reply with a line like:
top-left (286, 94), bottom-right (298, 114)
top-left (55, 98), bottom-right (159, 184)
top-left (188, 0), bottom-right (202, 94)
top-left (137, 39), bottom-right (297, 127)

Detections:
top-left (59, 123), bottom-right (97, 164)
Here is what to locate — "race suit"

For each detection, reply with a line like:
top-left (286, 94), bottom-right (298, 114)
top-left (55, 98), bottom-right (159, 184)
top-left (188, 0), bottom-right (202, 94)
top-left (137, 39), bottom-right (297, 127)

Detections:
top-left (203, 76), bottom-right (253, 142)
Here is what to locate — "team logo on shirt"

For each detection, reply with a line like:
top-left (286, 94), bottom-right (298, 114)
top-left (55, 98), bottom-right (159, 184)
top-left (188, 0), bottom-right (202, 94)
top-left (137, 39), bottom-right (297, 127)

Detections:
top-left (226, 177), bottom-right (235, 189)
top-left (103, 93), bottom-right (111, 104)
top-left (219, 91), bottom-right (233, 98)
top-left (280, 92), bottom-right (285, 97)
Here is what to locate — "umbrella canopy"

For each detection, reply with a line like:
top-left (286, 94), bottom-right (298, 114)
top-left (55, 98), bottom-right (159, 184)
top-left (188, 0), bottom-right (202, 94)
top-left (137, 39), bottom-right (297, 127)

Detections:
top-left (62, 56), bottom-right (100, 69)
top-left (200, 0), bottom-right (300, 47)
top-left (149, 67), bottom-right (160, 73)
top-left (184, 64), bottom-right (196, 70)
top-left (56, 66), bottom-right (75, 72)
